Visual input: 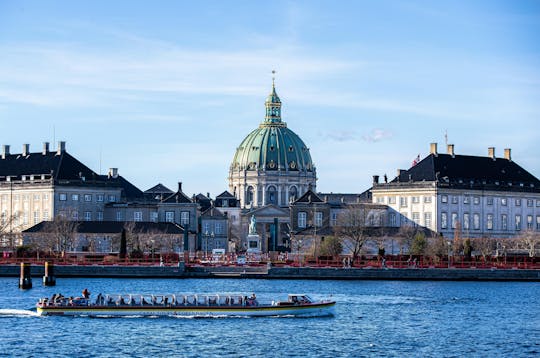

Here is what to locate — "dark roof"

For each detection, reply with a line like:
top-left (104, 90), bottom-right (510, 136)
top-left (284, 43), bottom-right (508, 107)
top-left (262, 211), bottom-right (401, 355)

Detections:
top-left (23, 221), bottom-right (184, 234)
top-left (162, 190), bottom-right (192, 204)
top-left (0, 147), bottom-right (144, 199)
top-left (201, 207), bottom-right (227, 219)
top-left (216, 191), bottom-right (235, 198)
top-left (294, 189), bottom-right (324, 204)
top-left (144, 183), bottom-right (173, 195)
top-left (389, 153), bottom-right (540, 192)
top-left (0, 149), bottom-right (97, 181)
top-left (318, 193), bottom-right (366, 206)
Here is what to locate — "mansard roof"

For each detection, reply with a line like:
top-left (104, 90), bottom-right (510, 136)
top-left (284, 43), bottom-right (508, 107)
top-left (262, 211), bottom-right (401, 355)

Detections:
top-left (0, 145), bottom-right (144, 200)
top-left (388, 153), bottom-right (540, 193)
top-left (23, 221), bottom-right (184, 234)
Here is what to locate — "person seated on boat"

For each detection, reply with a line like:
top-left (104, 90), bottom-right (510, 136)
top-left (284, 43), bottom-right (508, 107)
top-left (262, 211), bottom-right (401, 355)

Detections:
top-left (82, 288), bottom-right (90, 299)
top-left (142, 297), bottom-right (148, 305)
top-left (117, 297), bottom-right (125, 305)
top-left (163, 297), bottom-right (169, 305)
top-left (129, 296), bottom-right (135, 305)
top-left (291, 296), bottom-right (299, 305)
top-left (95, 293), bottom-right (103, 305)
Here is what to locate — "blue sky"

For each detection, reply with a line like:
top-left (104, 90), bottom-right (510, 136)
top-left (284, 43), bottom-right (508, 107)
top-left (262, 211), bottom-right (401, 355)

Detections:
top-left (1, 0), bottom-right (539, 197)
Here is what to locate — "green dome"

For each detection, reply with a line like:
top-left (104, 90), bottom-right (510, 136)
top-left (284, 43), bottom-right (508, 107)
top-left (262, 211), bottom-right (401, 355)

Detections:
top-left (230, 84), bottom-right (314, 173)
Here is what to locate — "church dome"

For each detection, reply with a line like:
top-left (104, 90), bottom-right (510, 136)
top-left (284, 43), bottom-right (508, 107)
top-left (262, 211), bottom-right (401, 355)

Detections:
top-left (230, 84), bottom-right (315, 173)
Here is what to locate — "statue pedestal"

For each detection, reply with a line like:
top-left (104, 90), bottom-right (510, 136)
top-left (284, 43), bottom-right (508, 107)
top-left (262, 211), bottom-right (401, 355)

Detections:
top-left (246, 234), bottom-right (261, 253)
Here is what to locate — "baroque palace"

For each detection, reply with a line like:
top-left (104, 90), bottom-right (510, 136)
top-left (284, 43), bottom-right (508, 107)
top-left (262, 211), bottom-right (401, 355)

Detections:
top-left (1, 81), bottom-right (539, 255)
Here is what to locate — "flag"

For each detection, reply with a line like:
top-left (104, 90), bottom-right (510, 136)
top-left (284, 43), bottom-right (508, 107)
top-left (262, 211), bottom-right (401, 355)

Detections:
top-left (411, 154), bottom-right (420, 167)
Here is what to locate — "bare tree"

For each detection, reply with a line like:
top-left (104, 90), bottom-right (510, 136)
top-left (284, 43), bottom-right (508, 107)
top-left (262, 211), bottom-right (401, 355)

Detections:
top-left (472, 237), bottom-right (494, 260)
top-left (334, 205), bottom-right (370, 263)
top-left (228, 221), bottom-right (244, 253)
top-left (43, 216), bottom-right (79, 256)
top-left (0, 213), bottom-right (18, 250)
top-left (518, 230), bottom-right (540, 257)
top-left (397, 224), bottom-right (418, 254)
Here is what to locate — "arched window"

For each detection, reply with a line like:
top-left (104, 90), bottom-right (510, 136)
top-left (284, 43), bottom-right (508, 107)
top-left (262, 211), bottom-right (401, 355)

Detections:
top-left (246, 186), bottom-right (254, 205)
top-left (266, 186), bottom-right (277, 205)
top-left (289, 186), bottom-right (298, 203)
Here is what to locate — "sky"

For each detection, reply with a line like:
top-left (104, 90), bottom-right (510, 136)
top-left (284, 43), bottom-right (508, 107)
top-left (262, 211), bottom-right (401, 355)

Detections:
top-left (1, 0), bottom-right (539, 198)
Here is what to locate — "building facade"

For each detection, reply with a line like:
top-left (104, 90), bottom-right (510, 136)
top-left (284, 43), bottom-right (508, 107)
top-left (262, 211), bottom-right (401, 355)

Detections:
top-left (371, 143), bottom-right (540, 239)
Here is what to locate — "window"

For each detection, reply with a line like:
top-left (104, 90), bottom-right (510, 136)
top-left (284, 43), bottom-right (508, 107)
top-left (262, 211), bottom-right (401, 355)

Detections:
top-left (22, 211), bottom-right (28, 225)
top-left (1, 194), bottom-right (7, 203)
top-left (97, 194), bottom-right (104, 202)
top-left (412, 197), bottom-right (420, 204)
top-left (14, 195), bottom-right (19, 202)
top-left (463, 213), bottom-right (470, 230)
top-left (298, 212), bottom-right (307, 228)
top-left (424, 196), bottom-right (432, 203)
top-left (165, 211), bottom-right (174, 222)
top-left (150, 212), bottom-right (158, 223)
top-left (424, 212), bottom-right (432, 227)
top-left (473, 197), bottom-right (480, 205)
top-left (501, 214), bottom-right (507, 230)
top-left (331, 212), bottom-right (338, 226)
top-left (487, 214), bottom-right (493, 230)
top-left (71, 194), bottom-right (79, 201)
top-left (527, 215), bottom-right (533, 230)
top-left (33, 194), bottom-right (40, 201)
top-left (537, 216), bottom-right (540, 230)
top-left (181, 211), bottom-right (190, 226)
top-left (388, 197), bottom-right (396, 204)
top-left (412, 212), bottom-right (420, 225)
top-left (501, 198), bottom-right (507, 206)
top-left (108, 195), bottom-right (116, 203)
top-left (315, 212), bottom-right (323, 227)
top-left (72, 211), bottom-right (79, 220)
top-left (451, 213), bottom-right (458, 229)
top-left (376, 197), bottom-right (384, 204)
top-left (84, 194), bottom-right (92, 202)
top-left (463, 196), bottom-right (470, 204)
top-left (23, 195), bottom-right (29, 202)
top-left (84, 211), bottom-right (92, 221)
top-left (43, 211), bottom-right (49, 221)
top-left (487, 197), bottom-right (493, 205)
top-left (215, 222), bottom-right (223, 235)
top-left (400, 197), bottom-right (408, 208)
top-left (441, 212), bottom-right (448, 229)
top-left (389, 213), bottom-right (396, 226)
top-left (33, 211), bottom-right (39, 224)
top-left (44, 194), bottom-right (49, 201)
top-left (116, 211), bottom-right (122, 221)
top-left (515, 199), bottom-right (521, 207)
top-left (59, 193), bottom-right (67, 201)
top-left (134, 212), bottom-right (142, 222)
top-left (537, 200), bottom-right (540, 207)
top-left (473, 214), bottom-right (480, 230)
top-left (515, 215), bottom-right (521, 231)
top-left (527, 199), bottom-right (533, 207)
top-left (451, 196), bottom-right (458, 204)
top-left (441, 195), bottom-right (448, 204)
top-left (97, 211), bottom-right (103, 221)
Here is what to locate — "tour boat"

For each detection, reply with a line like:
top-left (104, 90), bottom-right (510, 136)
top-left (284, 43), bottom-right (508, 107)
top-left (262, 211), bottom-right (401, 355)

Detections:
top-left (36, 293), bottom-right (336, 317)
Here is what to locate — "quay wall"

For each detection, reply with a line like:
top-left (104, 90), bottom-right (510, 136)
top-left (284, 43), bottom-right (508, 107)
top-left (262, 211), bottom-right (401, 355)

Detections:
top-left (1, 264), bottom-right (539, 281)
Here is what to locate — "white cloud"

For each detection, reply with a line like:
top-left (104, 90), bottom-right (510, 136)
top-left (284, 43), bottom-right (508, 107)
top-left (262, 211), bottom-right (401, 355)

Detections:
top-left (362, 129), bottom-right (393, 143)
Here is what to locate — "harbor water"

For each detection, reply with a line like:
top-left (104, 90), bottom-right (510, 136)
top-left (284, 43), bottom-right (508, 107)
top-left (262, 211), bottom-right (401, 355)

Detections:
top-left (0, 278), bottom-right (538, 357)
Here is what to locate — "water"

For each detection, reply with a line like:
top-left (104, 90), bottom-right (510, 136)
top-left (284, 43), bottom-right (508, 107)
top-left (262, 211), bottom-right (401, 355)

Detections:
top-left (0, 278), bottom-right (538, 357)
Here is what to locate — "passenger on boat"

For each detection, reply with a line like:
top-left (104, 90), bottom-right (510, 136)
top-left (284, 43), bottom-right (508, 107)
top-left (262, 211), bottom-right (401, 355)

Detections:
top-left (95, 293), bottom-right (104, 305)
top-left (82, 288), bottom-right (90, 299)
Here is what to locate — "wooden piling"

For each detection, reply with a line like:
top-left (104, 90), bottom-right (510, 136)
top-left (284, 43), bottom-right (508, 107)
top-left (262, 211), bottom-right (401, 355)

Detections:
top-left (43, 261), bottom-right (56, 286)
top-left (19, 262), bottom-right (32, 289)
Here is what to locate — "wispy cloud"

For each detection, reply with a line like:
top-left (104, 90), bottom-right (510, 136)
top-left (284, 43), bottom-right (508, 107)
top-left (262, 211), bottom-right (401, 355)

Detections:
top-left (362, 129), bottom-right (393, 143)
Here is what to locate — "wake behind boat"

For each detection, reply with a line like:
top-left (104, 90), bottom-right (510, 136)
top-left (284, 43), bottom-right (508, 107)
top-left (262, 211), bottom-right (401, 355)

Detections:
top-left (36, 291), bottom-right (335, 317)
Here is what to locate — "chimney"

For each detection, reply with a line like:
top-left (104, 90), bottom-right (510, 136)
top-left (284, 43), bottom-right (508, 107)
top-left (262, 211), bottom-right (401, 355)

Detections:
top-left (372, 175), bottom-right (379, 185)
top-left (57, 141), bottom-right (66, 155)
top-left (488, 147), bottom-right (496, 160)
top-left (42, 142), bottom-right (49, 155)
top-left (108, 168), bottom-right (118, 178)
top-left (22, 144), bottom-right (30, 156)
top-left (430, 142), bottom-right (438, 156)
top-left (2, 145), bottom-right (10, 159)
top-left (397, 169), bottom-right (405, 177)
top-left (177, 182), bottom-right (182, 192)
top-left (504, 148), bottom-right (511, 161)
top-left (447, 144), bottom-right (455, 157)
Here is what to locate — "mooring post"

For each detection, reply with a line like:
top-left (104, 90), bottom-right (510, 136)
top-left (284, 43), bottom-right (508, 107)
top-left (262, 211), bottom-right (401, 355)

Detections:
top-left (43, 261), bottom-right (56, 286)
top-left (19, 262), bottom-right (32, 289)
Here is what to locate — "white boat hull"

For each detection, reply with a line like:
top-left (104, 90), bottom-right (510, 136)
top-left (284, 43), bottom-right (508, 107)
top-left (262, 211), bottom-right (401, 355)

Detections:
top-left (37, 302), bottom-right (335, 317)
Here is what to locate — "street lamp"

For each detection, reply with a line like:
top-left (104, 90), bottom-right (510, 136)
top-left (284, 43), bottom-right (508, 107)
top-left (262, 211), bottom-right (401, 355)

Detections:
top-left (204, 230), bottom-right (209, 259)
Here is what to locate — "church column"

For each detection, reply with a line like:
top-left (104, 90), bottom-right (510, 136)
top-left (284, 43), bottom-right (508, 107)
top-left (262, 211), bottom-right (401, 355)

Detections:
top-left (277, 185), bottom-right (282, 206)
top-left (261, 184), bottom-right (266, 206)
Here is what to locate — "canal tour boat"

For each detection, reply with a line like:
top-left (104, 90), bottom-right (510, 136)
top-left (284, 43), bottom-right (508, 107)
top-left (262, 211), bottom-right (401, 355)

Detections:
top-left (36, 293), bottom-right (336, 317)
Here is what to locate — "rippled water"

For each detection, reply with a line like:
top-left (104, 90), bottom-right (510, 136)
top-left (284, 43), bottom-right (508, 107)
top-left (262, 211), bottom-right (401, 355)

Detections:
top-left (0, 278), bottom-right (538, 357)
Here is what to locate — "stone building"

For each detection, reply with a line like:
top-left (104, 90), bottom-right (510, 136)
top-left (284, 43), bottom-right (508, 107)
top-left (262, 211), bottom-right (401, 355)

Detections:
top-left (371, 143), bottom-right (540, 239)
